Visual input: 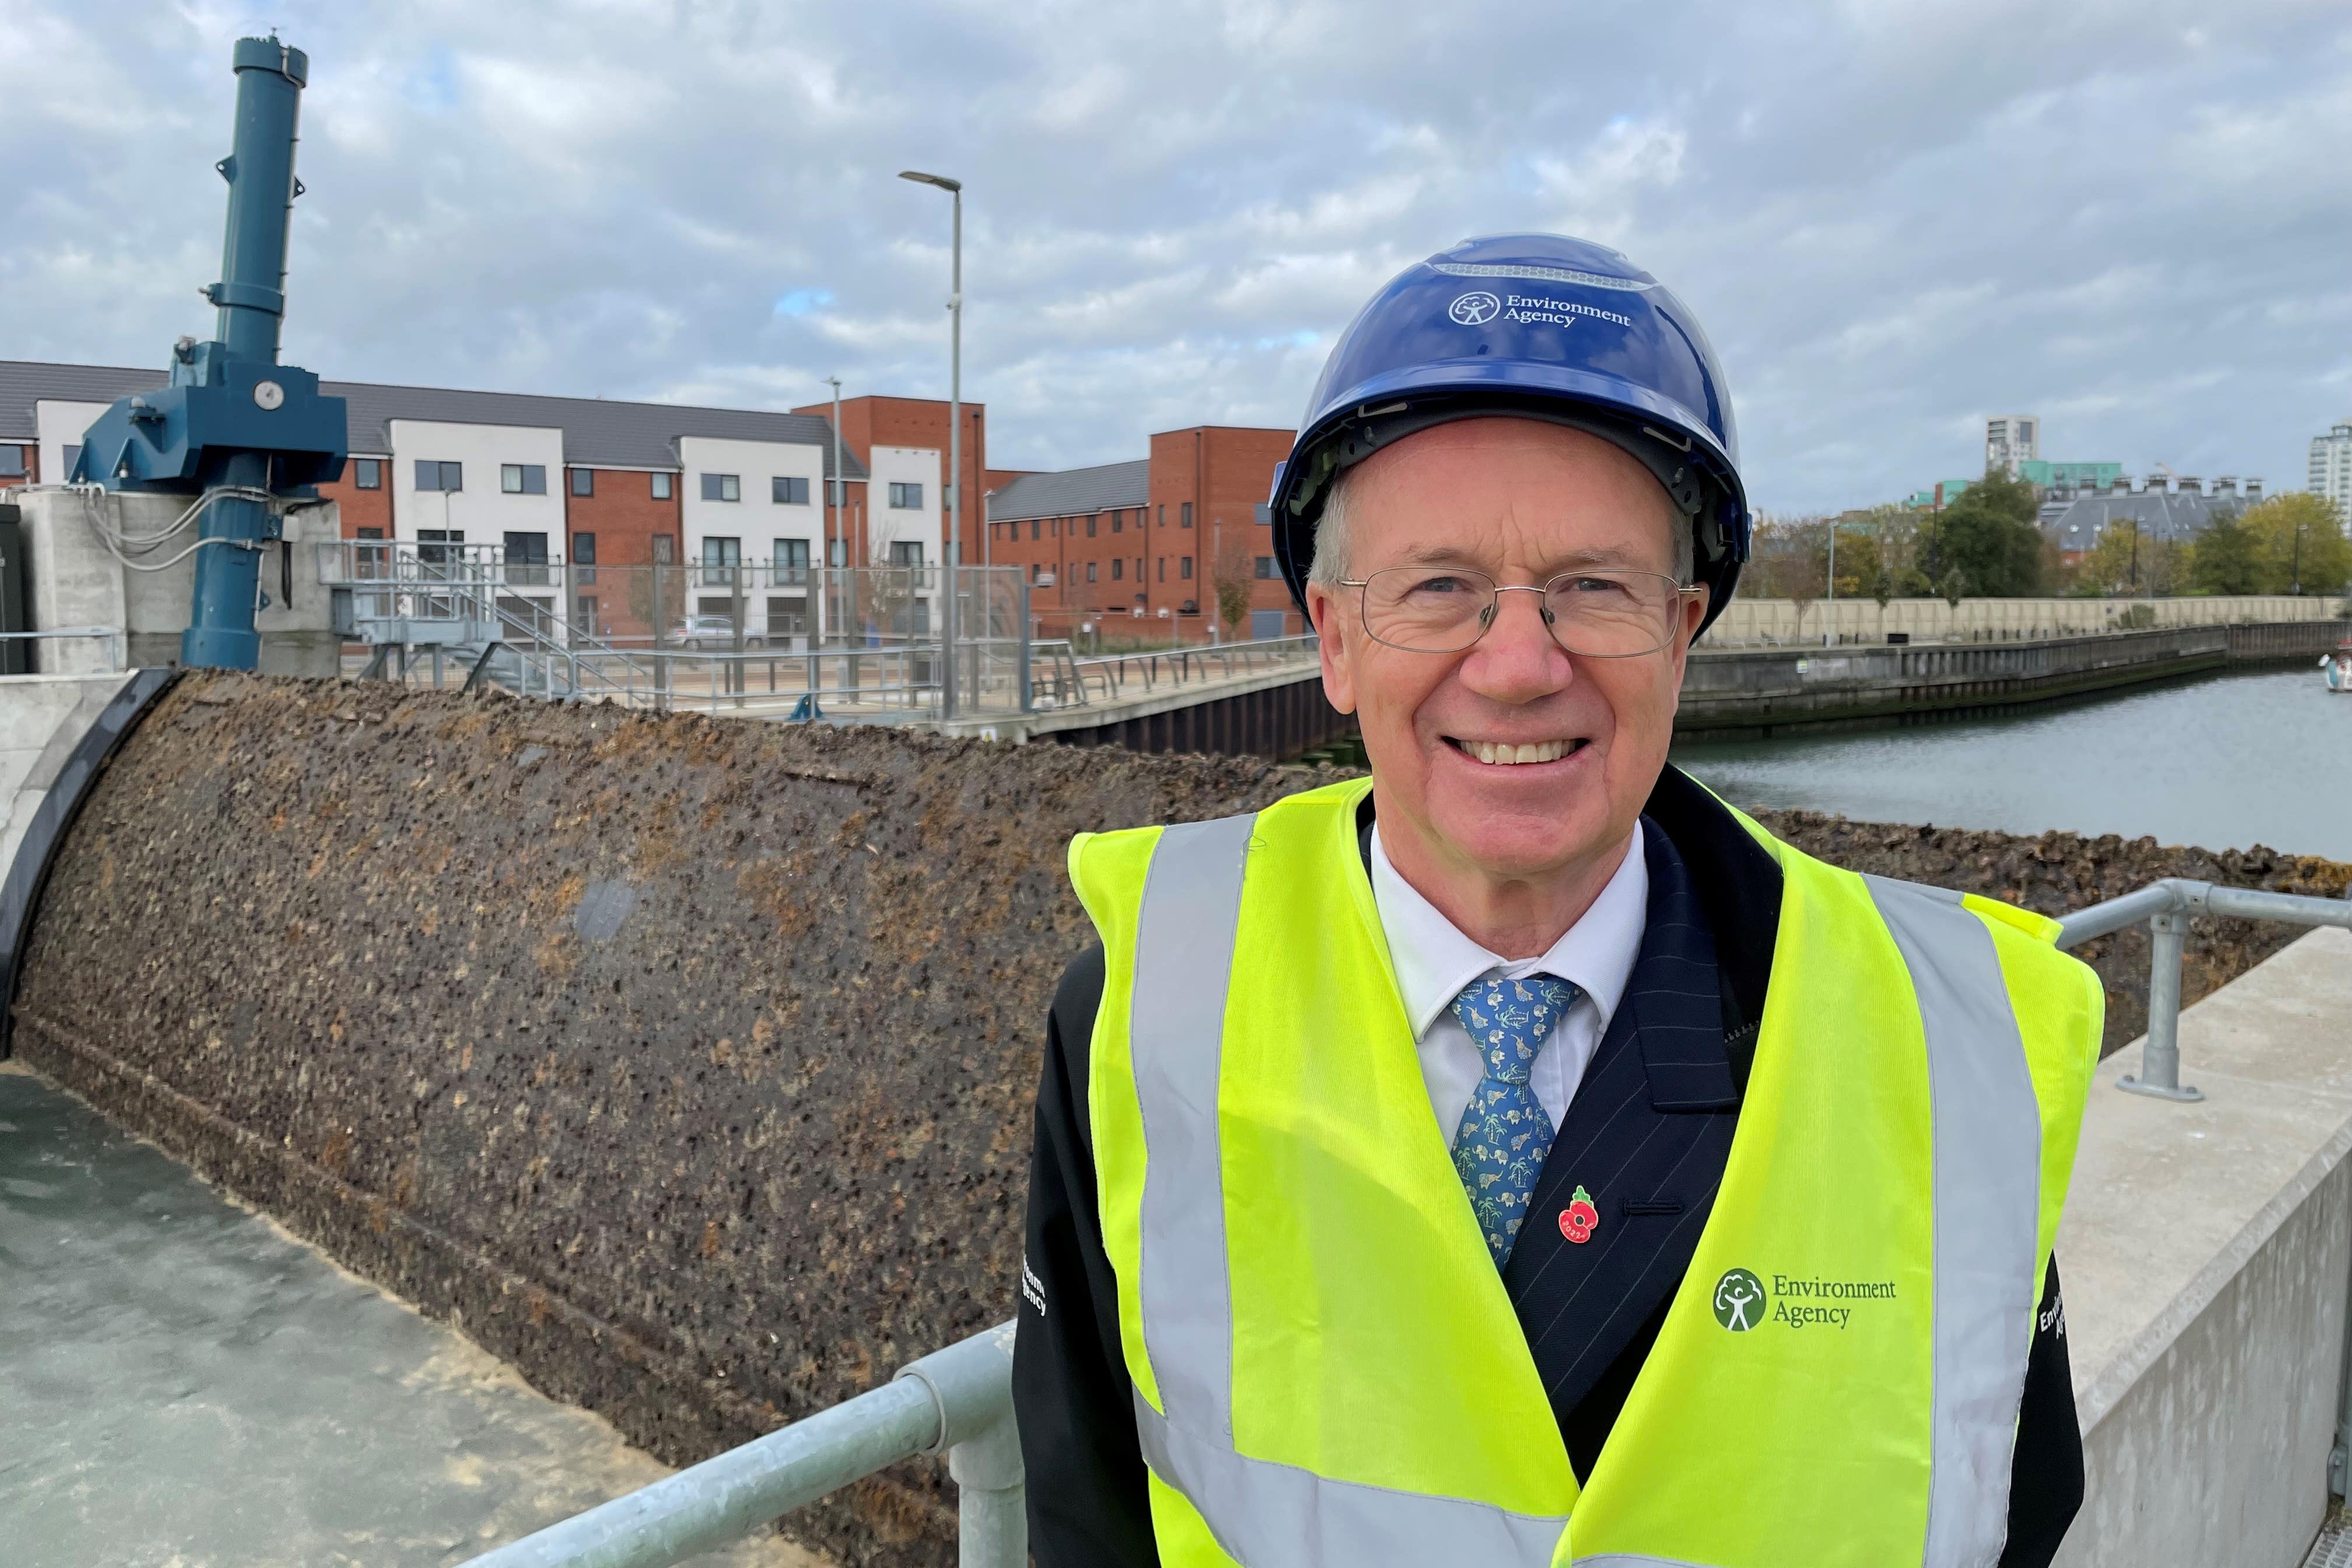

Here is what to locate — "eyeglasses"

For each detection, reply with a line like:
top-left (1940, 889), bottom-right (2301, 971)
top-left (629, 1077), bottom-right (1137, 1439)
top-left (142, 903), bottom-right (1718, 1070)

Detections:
top-left (1337, 566), bottom-right (1700, 656)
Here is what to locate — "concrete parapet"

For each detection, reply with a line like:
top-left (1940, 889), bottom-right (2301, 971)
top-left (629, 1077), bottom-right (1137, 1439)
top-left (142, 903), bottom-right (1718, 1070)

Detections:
top-left (2056, 926), bottom-right (2352, 1568)
top-left (4, 487), bottom-right (341, 677)
top-left (0, 672), bottom-right (136, 872)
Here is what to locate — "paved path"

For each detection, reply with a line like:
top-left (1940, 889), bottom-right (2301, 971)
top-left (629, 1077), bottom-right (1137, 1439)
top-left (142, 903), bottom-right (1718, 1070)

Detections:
top-left (0, 1064), bottom-right (822, 1568)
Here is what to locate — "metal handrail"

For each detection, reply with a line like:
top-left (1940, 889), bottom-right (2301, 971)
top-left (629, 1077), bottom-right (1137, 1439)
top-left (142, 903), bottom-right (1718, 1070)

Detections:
top-left (2057, 878), bottom-right (2352, 1101)
top-left (0, 626), bottom-right (130, 671)
top-left (459, 1321), bottom-right (1020, 1568)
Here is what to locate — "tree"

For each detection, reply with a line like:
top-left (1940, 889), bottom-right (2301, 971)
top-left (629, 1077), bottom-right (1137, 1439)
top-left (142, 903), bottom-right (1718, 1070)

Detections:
top-left (2078, 520), bottom-right (2194, 597)
top-left (2238, 493), bottom-right (2350, 596)
top-left (1921, 468), bottom-right (2046, 596)
top-left (1749, 517), bottom-right (1829, 634)
top-left (1210, 539), bottom-right (1258, 639)
top-left (2190, 515), bottom-right (2260, 595)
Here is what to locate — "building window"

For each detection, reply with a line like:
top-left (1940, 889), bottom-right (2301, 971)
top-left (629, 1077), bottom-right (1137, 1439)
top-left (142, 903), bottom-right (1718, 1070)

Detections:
top-left (417, 527), bottom-right (463, 564)
top-left (576, 595), bottom-right (598, 634)
top-left (572, 531), bottom-right (596, 565)
top-left (503, 531), bottom-right (550, 583)
top-left (772, 475), bottom-right (810, 505)
top-left (652, 534), bottom-right (675, 564)
top-left (0, 445), bottom-right (24, 478)
top-left (1180, 555), bottom-right (1193, 580)
top-left (889, 540), bottom-right (925, 567)
top-left (702, 536), bottom-right (741, 565)
top-left (828, 538), bottom-right (848, 567)
top-left (888, 481), bottom-right (924, 510)
top-left (1031, 518), bottom-right (1041, 541)
top-left (571, 468), bottom-right (594, 497)
top-left (61, 443), bottom-right (80, 477)
top-left (1111, 512), bottom-right (1122, 534)
top-left (1087, 562), bottom-right (1098, 582)
top-left (1157, 505), bottom-right (1165, 526)
top-left (774, 538), bottom-right (811, 585)
top-left (702, 473), bottom-right (741, 503)
top-left (1112, 558), bottom-right (1124, 580)
top-left (1255, 555), bottom-right (1276, 579)
top-left (1181, 502), bottom-right (1193, 528)
top-left (502, 463), bottom-right (548, 495)
top-left (352, 458), bottom-right (382, 490)
top-left (1090, 514), bottom-right (1101, 537)
top-left (357, 527), bottom-right (384, 541)
top-left (1157, 557), bottom-right (1166, 583)
top-left (652, 472), bottom-right (674, 501)
top-left (416, 460), bottom-right (463, 492)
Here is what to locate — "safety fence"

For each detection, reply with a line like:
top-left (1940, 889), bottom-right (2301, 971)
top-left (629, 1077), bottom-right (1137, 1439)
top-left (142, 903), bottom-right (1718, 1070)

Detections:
top-left (444, 876), bottom-right (2352, 1568)
top-left (316, 540), bottom-right (1327, 727)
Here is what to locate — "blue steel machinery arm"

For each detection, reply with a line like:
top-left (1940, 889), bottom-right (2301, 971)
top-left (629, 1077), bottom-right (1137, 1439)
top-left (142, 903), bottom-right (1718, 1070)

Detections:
top-left (69, 34), bottom-right (347, 671)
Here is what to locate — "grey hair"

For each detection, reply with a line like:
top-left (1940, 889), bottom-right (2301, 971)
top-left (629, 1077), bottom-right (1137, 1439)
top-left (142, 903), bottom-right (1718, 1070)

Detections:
top-left (1307, 464), bottom-right (1695, 587)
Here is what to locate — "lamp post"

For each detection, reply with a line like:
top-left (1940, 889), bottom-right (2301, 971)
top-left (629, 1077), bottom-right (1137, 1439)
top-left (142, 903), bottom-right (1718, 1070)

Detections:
top-left (1823, 517), bottom-right (1837, 648)
top-left (900, 169), bottom-right (963, 720)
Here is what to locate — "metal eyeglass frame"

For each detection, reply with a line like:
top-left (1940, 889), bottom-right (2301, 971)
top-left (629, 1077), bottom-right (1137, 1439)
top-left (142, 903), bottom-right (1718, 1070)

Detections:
top-left (1332, 567), bottom-right (1705, 657)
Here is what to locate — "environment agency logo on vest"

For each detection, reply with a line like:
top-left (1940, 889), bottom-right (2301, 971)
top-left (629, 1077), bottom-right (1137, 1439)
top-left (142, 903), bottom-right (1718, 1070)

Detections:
top-left (1713, 1268), bottom-right (1766, 1331)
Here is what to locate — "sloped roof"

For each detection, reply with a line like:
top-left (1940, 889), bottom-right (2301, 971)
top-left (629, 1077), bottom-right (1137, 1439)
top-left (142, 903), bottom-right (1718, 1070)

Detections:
top-left (0, 359), bottom-right (866, 479)
top-left (2043, 491), bottom-right (2237, 545)
top-left (986, 458), bottom-right (1151, 522)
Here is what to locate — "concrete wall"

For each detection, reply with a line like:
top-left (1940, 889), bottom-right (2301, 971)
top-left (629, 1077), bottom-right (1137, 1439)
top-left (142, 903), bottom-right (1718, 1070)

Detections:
top-left (1707, 594), bottom-right (2348, 646)
top-left (0, 671), bottom-right (135, 874)
top-left (2057, 926), bottom-right (2352, 1568)
top-left (6, 488), bottom-right (340, 677)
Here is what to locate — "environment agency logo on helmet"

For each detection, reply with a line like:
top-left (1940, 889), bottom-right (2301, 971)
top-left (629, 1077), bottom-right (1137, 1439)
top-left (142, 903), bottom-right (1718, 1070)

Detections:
top-left (1713, 1268), bottom-right (1767, 1332)
top-left (1447, 290), bottom-right (1502, 326)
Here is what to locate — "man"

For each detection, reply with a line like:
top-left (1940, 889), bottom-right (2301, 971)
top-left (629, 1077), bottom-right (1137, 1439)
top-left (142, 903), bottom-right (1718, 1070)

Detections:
top-left (1014, 233), bottom-right (2100, 1567)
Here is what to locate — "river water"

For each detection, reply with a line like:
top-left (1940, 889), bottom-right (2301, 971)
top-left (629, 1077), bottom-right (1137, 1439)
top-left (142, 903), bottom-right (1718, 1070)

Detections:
top-left (1672, 667), bottom-right (2352, 860)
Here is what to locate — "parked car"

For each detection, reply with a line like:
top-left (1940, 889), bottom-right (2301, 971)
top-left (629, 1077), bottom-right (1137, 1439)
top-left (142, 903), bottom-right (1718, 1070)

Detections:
top-left (669, 614), bottom-right (764, 650)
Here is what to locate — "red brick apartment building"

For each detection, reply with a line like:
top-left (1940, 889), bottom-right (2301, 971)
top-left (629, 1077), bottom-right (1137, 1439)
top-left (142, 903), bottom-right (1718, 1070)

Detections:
top-left (985, 425), bottom-right (1301, 640)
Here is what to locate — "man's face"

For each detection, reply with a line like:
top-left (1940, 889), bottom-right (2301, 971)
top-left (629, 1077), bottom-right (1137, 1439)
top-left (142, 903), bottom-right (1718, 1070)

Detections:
top-left (1306, 418), bottom-right (1706, 886)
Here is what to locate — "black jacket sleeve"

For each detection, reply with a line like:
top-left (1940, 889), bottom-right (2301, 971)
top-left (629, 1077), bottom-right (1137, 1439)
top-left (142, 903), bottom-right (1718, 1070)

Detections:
top-left (1013, 946), bottom-right (1159, 1567)
top-left (2003, 1255), bottom-right (2084, 1567)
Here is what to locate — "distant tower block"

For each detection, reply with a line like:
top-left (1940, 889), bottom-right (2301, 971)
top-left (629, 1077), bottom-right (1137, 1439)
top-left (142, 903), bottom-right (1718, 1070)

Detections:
top-left (1986, 414), bottom-right (2040, 476)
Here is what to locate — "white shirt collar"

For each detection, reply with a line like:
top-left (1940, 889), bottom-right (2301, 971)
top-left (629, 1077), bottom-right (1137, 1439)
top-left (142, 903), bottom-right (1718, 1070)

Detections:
top-left (1368, 818), bottom-right (1648, 1042)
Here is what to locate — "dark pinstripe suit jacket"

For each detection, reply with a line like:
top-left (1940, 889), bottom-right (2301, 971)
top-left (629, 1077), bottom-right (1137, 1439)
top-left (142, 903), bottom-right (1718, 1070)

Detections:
top-left (1496, 819), bottom-right (1742, 1471)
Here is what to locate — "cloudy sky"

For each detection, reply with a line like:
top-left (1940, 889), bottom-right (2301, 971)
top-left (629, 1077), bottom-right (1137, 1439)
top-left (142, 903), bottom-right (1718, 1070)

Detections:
top-left (5, 1), bottom-right (2348, 511)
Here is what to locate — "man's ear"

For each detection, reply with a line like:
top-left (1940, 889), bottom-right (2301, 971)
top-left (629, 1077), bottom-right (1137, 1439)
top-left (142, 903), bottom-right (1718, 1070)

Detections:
top-left (1307, 583), bottom-right (1358, 716)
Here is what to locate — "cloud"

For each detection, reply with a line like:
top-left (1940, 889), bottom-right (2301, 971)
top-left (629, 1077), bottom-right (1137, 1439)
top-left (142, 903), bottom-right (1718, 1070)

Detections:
top-left (2, 0), bottom-right (2349, 504)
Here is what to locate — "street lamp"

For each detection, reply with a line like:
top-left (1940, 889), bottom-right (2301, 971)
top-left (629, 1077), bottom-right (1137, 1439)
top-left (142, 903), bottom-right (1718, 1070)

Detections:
top-left (899, 169), bottom-right (963, 719)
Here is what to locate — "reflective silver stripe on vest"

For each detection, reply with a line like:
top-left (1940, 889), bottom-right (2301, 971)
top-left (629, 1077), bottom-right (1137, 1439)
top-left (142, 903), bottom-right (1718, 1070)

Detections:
top-left (1132, 814), bottom-right (1258, 1445)
top-left (1134, 1388), bottom-right (1573, 1567)
top-left (1865, 877), bottom-right (2045, 1568)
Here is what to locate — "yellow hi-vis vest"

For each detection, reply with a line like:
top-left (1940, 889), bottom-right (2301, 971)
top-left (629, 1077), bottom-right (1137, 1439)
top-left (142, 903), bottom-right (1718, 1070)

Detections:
top-left (1069, 776), bottom-right (2101, 1568)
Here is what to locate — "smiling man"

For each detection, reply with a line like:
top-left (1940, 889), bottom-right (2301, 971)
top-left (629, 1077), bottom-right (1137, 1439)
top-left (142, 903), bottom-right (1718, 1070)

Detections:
top-left (1014, 234), bottom-right (2102, 1567)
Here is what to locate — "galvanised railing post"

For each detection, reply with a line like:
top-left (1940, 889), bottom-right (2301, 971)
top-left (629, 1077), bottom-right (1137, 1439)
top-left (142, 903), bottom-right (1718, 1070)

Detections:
top-left (2119, 907), bottom-right (2203, 1101)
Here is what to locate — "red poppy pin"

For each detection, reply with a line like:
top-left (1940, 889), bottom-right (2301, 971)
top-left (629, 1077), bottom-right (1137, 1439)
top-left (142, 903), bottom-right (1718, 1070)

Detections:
top-left (1560, 1185), bottom-right (1601, 1245)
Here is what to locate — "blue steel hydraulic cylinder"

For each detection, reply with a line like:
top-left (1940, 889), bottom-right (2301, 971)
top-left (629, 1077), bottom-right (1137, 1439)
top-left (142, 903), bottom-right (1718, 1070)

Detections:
top-left (183, 37), bottom-right (309, 671)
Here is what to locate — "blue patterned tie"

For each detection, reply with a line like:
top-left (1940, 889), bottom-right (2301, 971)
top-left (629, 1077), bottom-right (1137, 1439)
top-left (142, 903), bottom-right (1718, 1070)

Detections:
top-left (1450, 973), bottom-right (1577, 1268)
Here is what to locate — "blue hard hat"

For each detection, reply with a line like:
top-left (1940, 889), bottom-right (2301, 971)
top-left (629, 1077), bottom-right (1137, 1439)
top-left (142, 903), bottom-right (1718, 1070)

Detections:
top-left (1268, 233), bottom-right (1751, 634)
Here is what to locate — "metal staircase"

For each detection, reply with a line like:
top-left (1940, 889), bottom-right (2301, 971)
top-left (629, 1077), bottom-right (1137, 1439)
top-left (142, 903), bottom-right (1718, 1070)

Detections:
top-left (316, 541), bottom-right (656, 703)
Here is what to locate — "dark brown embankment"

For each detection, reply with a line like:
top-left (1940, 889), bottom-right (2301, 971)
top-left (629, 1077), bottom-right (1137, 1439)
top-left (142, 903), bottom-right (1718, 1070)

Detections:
top-left (10, 671), bottom-right (2343, 1563)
